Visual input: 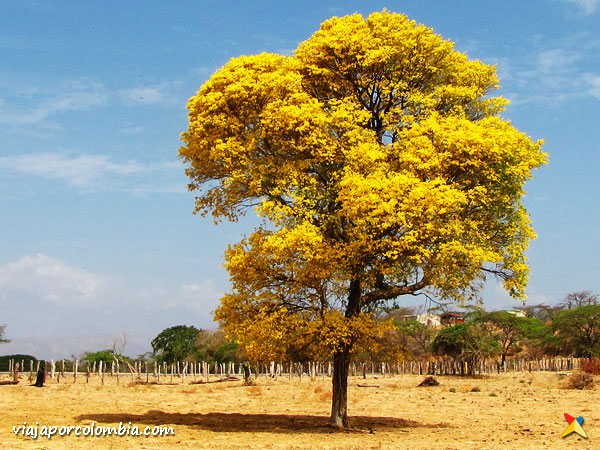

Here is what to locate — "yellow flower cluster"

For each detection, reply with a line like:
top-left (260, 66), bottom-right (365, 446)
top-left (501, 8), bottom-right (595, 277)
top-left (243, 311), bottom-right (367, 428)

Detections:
top-left (182, 10), bottom-right (546, 360)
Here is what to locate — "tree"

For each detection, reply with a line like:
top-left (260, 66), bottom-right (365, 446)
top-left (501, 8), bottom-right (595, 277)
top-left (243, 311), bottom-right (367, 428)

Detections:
top-left (393, 319), bottom-right (436, 359)
top-left (476, 311), bottom-right (546, 365)
top-left (431, 323), bottom-right (499, 374)
top-left (195, 329), bottom-right (241, 364)
top-left (112, 329), bottom-right (128, 355)
top-left (560, 291), bottom-right (598, 310)
top-left (521, 303), bottom-right (562, 323)
top-left (552, 305), bottom-right (600, 357)
top-left (0, 354), bottom-right (35, 372)
top-left (151, 325), bottom-right (202, 364)
top-left (180, 11), bottom-right (546, 428)
top-left (84, 349), bottom-right (128, 365)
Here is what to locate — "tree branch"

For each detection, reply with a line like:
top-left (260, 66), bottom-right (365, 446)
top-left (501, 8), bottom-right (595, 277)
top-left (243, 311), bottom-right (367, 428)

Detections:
top-left (362, 276), bottom-right (429, 305)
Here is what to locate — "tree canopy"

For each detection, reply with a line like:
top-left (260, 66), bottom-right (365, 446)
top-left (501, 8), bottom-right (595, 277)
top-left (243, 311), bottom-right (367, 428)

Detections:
top-left (431, 322), bottom-right (499, 375)
top-left (84, 349), bottom-right (129, 365)
top-left (151, 325), bottom-right (202, 364)
top-left (475, 310), bottom-right (547, 365)
top-left (180, 11), bottom-right (546, 427)
top-left (553, 305), bottom-right (600, 357)
top-left (560, 291), bottom-right (598, 310)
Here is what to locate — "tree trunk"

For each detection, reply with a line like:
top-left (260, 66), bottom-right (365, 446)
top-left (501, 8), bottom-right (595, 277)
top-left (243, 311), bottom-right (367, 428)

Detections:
top-left (330, 277), bottom-right (361, 428)
top-left (34, 363), bottom-right (45, 387)
top-left (330, 349), bottom-right (351, 428)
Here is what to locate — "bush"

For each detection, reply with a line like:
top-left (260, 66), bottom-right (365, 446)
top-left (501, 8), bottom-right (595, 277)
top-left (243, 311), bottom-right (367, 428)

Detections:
top-left (580, 358), bottom-right (600, 375)
top-left (565, 372), bottom-right (595, 390)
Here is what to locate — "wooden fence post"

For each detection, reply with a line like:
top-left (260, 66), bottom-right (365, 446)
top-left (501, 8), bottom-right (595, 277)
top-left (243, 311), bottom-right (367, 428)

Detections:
top-left (13, 362), bottom-right (19, 383)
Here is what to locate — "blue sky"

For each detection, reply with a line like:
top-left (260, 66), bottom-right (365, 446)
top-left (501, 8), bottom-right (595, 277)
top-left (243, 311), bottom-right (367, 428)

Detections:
top-left (1, 0), bottom-right (599, 359)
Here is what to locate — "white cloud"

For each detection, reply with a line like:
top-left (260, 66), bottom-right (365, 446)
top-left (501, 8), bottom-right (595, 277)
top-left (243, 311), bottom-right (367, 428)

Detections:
top-left (136, 280), bottom-right (224, 315)
top-left (496, 40), bottom-right (598, 105)
top-left (119, 85), bottom-right (170, 105)
top-left (118, 81), bottom-right (185, 106)
top-left (0, 152), bottom-right (143, 187)
top-left (0, 152), bottom-right (183, 192)
top-left (176, 280), bottom-right (225, 317)
top-left (563, 0), bottom-right (599, 14)
top-left (180, 281), bottom-right (223, 307)
top-left (0, 82), bottom-right (108, 126)
top-left (537, 49), bottom-right (583, 74)
top-left (0, 254), bottom-right (224, 313)
top-left (0, 79), bottom-right (183, 128)
top-left (0, 254), bottom-right (109, 307)
top-left (584, 73), bottom-right (600, 99)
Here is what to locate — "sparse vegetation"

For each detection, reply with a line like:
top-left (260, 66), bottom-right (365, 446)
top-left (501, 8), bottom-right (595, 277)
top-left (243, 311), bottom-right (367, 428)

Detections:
top-left (2, 372), bottom-right (592, 449)
top-left (580, 357), bottom-right (600, 375)
top-left (564, 371), bottom-right (595, 390)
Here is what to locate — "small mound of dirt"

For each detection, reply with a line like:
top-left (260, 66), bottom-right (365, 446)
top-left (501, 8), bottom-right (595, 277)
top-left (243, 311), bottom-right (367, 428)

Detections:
top-left (417, 376), bottom-right (440, 387)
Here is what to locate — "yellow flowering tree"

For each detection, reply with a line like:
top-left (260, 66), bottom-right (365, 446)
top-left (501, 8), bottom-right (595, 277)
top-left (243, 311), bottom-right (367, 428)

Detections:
top-left (180, 11), bottom-right (546, 428)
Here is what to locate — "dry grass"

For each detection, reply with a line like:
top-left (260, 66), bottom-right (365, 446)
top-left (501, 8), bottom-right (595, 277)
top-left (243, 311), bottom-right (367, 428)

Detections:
top-left (0, 372), bottom-right (598, 449)
top-left (564, 371), bottom-right (595, 390)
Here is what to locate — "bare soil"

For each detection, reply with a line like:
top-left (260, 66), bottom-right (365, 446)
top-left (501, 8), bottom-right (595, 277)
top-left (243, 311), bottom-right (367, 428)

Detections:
top-left (0, 371), bottom-right (597, 449)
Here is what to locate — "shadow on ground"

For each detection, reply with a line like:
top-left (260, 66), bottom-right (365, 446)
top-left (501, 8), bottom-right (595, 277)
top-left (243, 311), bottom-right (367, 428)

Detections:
top-left (75, 411), bottom-right (451, 433)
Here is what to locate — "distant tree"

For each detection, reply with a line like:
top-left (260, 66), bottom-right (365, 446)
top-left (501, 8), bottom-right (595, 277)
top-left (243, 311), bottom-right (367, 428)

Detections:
top-left (213, 342), bottom-right (240, 364)
top-left (477, 311), bottom-right (546, 365)
top-left (560, 291), bottom-right (598, 310)
top-left (521, 304), bottom-right (562, 323)
top-left (112, 329), bottom-right (128, 355)
top-left (0, 354), bottom-right (36, 372)
top-left (0, 324), bottom-right (10, 344)
top-left (135, 352), bottom-right (155, 362)
top-left (521, 324), bottom-right (560, 359)
top-left (431, 323), bottom-right (499, 375)
top-left (151, 325), bottom-right (202, 364)
top-left (552, 305), bottom-right (600, 357)
top-left (195, 329), bottom-right (241, 364)
top-left (394, 319), bottom-right (436, 359)
top-left (83, 349), bottom-right (129, 365)
top-left (353, 326), bottom-right (409, 364)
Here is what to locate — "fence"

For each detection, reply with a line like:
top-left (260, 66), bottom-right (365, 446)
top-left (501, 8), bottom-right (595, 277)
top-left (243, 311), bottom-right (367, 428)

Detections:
top-left (0, 356), bottom-right (585, 384)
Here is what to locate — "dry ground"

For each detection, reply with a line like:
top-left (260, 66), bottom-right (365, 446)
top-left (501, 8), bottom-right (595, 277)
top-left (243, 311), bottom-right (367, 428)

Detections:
top-left (0, 370), bottom-right (598, 449)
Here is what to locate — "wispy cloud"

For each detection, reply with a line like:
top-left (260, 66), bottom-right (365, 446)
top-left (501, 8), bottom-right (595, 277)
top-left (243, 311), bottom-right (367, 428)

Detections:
top-left (0, 152), bottom-right (184, 193)
top-left (0, 152), bottom-right (143, 187)
top-left (537, 49), bottom-right (583, 74)
top-left (0, 79), bottom-right (183, 129)
top-left (118, 81), bottom-right (183, 106)
top-left (584, 73), bottom-right (600, 99)
top-left (0, 81), bottom-right (108, 126)
top-left (563, 0), bottom-right (599, 14)
top-left (135, 280), bottom-right (223, 316)
top-left (490, 35), bottom-right (600, 106)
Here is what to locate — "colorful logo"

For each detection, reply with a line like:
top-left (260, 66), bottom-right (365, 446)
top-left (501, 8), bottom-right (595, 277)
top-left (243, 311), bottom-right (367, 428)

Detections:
top-left (562, 413), bottom-right (587, 439)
